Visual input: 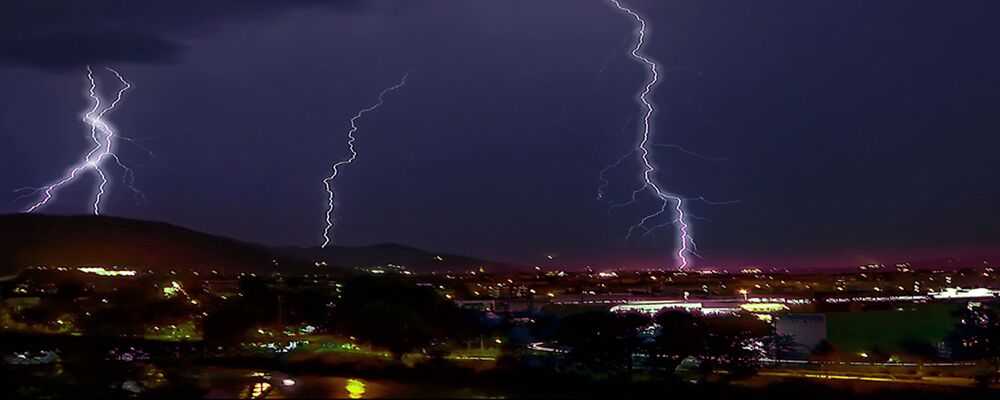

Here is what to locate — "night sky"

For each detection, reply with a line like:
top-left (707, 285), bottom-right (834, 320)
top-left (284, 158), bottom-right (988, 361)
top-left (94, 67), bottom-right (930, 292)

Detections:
top-left (3, 0), bottom-right (1000, 269)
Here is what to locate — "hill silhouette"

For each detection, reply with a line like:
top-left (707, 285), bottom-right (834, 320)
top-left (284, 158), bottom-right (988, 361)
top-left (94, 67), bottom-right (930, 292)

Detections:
top-left (0, 214), bottom-right (304, 276)
top-left (0, 214), bottom-right (516, 276)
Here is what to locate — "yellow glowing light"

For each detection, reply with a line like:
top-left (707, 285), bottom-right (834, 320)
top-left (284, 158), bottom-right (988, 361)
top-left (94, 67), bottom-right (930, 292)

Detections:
top-left (739, 303), bottom-right (788, 313)
top-left (345, 379), bottom-right (366, 399)
top-left (761, 371), bottom-right (896, 383)
top-left (250, 382), bottom-right (271, 398)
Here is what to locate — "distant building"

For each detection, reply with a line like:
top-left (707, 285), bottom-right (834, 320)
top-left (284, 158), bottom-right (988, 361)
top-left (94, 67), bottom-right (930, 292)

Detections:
top-left (929, 287), bottom-right (999, 299)
top-left (610, 299), bottom-right (745, 316)
top-left (455, 299), bottom-right (497, 312)
top-left (774, 313), bottom-right (827, 356)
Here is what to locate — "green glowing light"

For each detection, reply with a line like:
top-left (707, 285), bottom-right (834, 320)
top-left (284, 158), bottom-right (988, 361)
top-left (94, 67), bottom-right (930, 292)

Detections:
top-left (78, 267), bottom-right (137, 277)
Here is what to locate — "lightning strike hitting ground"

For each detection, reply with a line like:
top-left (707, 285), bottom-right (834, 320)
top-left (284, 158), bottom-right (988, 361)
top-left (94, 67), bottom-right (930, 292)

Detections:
top-left (23, 66), bottom-right (139, 215)
top-left (607, 0), bottom-right (694, 270)
top-left (321, 73), bottom-right (410, 248)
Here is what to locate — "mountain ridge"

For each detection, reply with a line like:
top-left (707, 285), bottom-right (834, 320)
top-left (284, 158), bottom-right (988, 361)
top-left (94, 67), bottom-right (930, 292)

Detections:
top-left (0, 214), bottom-right (517, 276)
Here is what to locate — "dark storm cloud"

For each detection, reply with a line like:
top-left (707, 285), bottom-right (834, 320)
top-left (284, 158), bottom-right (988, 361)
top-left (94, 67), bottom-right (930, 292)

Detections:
top-left (0, 0), bottom-right (369, 70)
top-left (0, 31), bottom-right (186, 69)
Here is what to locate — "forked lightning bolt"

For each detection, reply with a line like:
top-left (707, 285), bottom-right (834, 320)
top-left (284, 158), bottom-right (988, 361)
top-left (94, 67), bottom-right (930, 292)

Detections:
top-left (607, 0), bottom-right (694, 270)
top-left (23, 66), bottom-right (140, 215)
top-left (321, 73), bottom-right (409, 247)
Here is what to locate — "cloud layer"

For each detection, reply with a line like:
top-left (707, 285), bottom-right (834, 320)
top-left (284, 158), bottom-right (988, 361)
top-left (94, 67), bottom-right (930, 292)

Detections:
top-left (0, 0), bottom-right (367, 70)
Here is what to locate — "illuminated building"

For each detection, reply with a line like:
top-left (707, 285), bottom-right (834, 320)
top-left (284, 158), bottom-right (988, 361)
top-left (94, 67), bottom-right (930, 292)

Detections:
top-left (929, 287), bottom-right (999, 299)
top-left (610, 300), bottom-right (742, 316)
top-left (739, 303), bottom-right (788, 313)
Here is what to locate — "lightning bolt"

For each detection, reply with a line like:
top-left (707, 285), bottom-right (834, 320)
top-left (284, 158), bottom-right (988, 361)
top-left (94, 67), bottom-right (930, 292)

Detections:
top-left (598, 142), bottom-right (730, 204)
top-left (321, 72), bottom-right (410, 248)
top-left (607, 0), bottom-right (694, 270)
top-left (653, 144), bottom-right (732, 163)
top-left (594, 35), bottom-right (631, 86)
top-left (596, 112), bottom-right (641, 201)
top-left (22, 66), bottom-right (139, 215)
top-left (596, 148), bottom-right (635, 201)
top-left (100, 68), bottom-right (148, 206)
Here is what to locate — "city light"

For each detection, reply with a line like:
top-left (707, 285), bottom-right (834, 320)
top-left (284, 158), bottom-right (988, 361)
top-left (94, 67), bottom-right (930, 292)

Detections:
top-left (250, 382), bottom-right (271, 398)
top-left (77, 267), bottom-right (137, 277)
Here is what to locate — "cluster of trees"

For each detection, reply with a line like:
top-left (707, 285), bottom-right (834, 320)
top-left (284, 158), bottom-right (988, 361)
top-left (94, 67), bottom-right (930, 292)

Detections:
top-left (550, 310), bottom-right (774, 380)
top-left (947, 303), bottom-right (1000, 362)
top-left (78, 283), bottom-right (197, 338)
top-left (947, 303), bottom-right (1000, 384)
top-left (202, 275), bottom-right (483, 359)
top-left (7, 273), bottom-right (487, 361)
top-left (5, 277), bottom-right (197, 337)
top-left (543, 303), bottom-right (1000, 383)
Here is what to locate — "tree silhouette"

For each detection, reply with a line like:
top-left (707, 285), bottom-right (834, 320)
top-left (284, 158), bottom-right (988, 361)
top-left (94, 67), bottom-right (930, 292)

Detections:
top-left (553, 311), bottom-right (651, 377)
top-left (700, 316), bottom-right (769, 380)
top-left (810, 339), bottom-right (837, 361)
top-left (946, 303), bottom-right (1000, 385)
top-left (648, 311), bottom-right (707, 375)
top-left (329, 275), bottom-right (480, 359)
